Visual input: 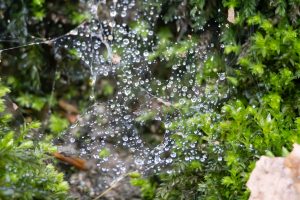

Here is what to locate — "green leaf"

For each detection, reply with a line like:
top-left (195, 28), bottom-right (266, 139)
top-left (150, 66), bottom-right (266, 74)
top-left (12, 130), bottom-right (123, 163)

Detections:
top-left (128, 171), bottom-right (141, 178)
top-left (0, 85), bottom-right (10, 97)
top-left (224, 45), bottom-right (241, 55)
top-left (282, 147), bottom-right (289, 157)
top-left (28, 121), bottom-right (41, 129)
top-left (261, 20), bottom-right (273, 32)
top-left (32, 0), bottom-right (45, 6)
top-left (98, 148), bottom-right (110, 158)
top-left (49, 115), bottom-right (69, 135)
top-left (0, 131), bottom-right (14, 150)
top-left (265, 150), bottom-right (275, 157)
top-left (222, 176), bottom-right (235, 186)
top-left (31, 97), bottom-right (46, 111)
top-left (251, 63), bottom-right (265, 76)
top-left (282, 29), bottom-right (297, 43)
top-left (227, 76), bottom-right (238, 86)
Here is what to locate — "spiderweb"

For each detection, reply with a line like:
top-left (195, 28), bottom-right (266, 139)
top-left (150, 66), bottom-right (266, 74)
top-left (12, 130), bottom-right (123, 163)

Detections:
top-left (0, 0), bottom-right (232, 197)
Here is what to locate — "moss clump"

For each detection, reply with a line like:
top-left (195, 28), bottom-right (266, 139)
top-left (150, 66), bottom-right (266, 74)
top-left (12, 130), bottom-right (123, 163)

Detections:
top-left (0, 83), bottom-right (69, 200)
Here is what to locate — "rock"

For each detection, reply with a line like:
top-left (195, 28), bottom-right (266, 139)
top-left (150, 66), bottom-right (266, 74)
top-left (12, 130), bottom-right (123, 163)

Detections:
top-left (247, 144), bottom-right (300, 200)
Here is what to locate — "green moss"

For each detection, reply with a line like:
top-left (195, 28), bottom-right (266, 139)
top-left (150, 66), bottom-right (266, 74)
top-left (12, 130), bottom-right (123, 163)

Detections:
top-left (0, 83), bottom-right (69, 200)
top-left (133, 0), bottom-right (300, 199)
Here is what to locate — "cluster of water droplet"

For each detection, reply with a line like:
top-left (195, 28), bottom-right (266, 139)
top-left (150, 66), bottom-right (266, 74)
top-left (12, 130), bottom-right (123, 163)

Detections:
top-left (53, 0), bottom-right (231, 182)
top-left (1, 0), bottom-right (231, 189)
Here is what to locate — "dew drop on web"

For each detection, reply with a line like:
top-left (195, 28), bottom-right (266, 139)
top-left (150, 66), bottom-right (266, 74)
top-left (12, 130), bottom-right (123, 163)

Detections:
top-left (0, 0), bottom-right (231, 193)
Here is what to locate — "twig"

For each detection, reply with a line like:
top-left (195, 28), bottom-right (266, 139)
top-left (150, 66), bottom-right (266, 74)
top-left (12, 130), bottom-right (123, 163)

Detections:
top-left (93, 171), bottom-right (137, 200)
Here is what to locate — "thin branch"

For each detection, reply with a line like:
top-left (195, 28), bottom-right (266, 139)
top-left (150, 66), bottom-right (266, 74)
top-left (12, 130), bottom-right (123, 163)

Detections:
top-left (93, 171), bottom-right (136, 200)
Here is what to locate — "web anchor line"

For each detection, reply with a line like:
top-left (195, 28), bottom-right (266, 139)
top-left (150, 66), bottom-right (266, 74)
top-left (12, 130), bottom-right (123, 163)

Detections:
top-left (0, 20), bottom-right (89, 56)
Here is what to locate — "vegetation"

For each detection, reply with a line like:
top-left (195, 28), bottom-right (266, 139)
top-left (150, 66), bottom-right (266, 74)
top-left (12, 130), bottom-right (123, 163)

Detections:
top-left (133, 0), bottom-right (300, 199)
top-left (0, 1), bottom-right (87, 199)
top-left (0, 83), bottom-right (69, 199)
top-left (1, 0), bottom-right (300, 199)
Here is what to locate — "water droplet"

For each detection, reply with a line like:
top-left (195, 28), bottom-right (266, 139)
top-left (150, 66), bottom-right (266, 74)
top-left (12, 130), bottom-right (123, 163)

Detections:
top-left (123, 39), bottom-right (129, 45)
top-left (124, 89), bottom-right (131, 95)
top-left (121, 10), bottom-right (127, 17)
top-left (122, 136), bottom-right (128, 142)
top-left (110, 10), bottom-right (117, 17)
top-left (143, 51), bottom-right (149, 57)
top-left (171, 152), bottom-right (176, 158)
top-left (135, 158), bottom-right (144, 165)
